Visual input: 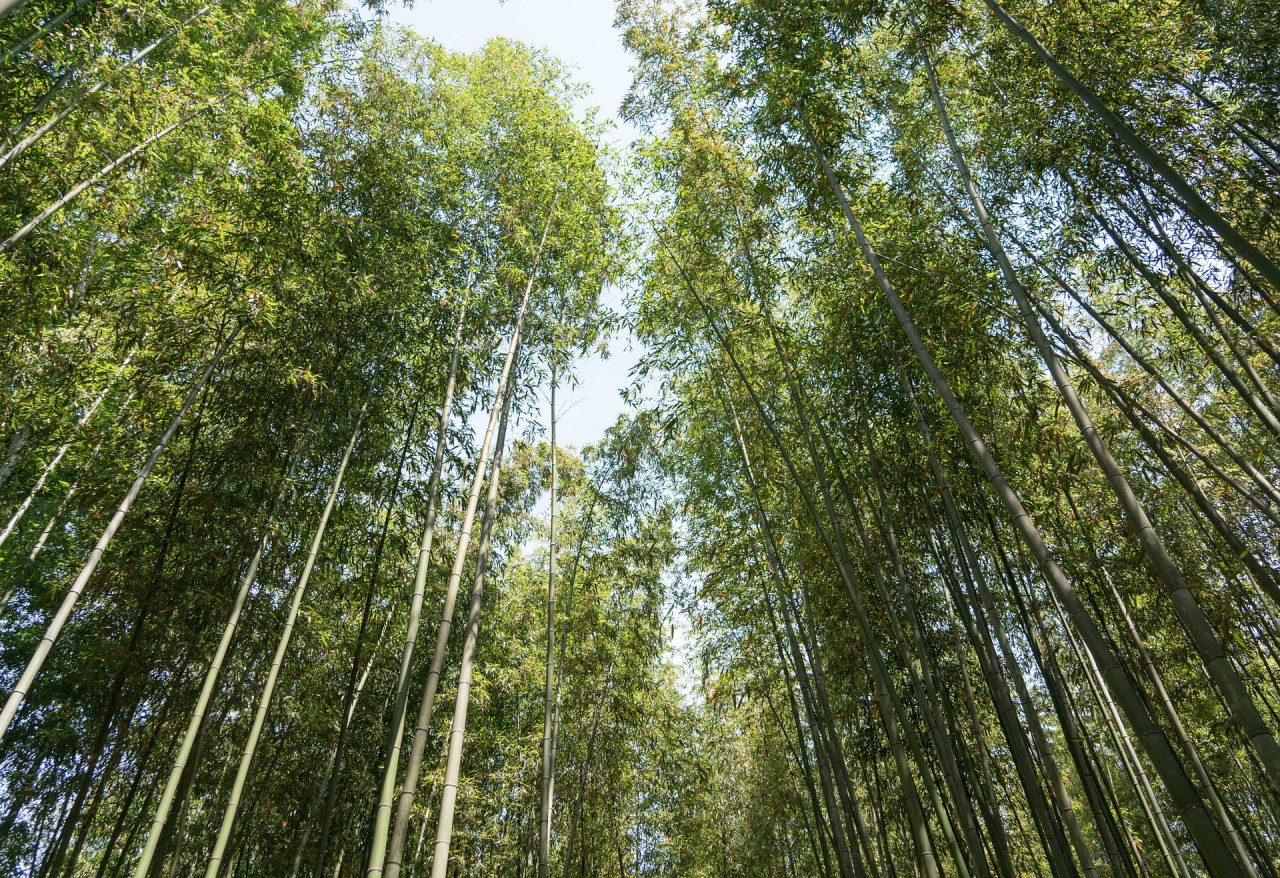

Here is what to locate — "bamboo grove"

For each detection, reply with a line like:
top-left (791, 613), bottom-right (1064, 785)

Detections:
top-left (2, 0), bottom-right (1280, 875)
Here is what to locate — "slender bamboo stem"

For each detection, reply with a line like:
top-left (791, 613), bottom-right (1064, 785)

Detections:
top-left (537, 364), bottom-right (558, 878)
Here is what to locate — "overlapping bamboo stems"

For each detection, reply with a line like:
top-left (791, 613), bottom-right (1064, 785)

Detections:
top-left (931, 93), bottom-right (1278, 842)
top-left (293, 602), bottom-right (397, 878)
top-left (791, 374), bottom-right (993, 878)
top-left (876, 301), bottom-right (1101, 877)
top-left (1, 0), bottom-right (90, 65)
top-left (979, 0), bottom-right (1280, 292)
top-left (67, 401), bottom-right (231, 877)
top-left (310, 379), bottom-right (428, 878)
top-left (1125, 184), bottom-right (1280, 369)
top-left (733, 228), bottom-right (882, 873)
top-left (1, 64), bottom-right (312, 256)
top-left (793, 587), bottom-right (881, 878)
top-left (936, 589), bottom-right (1009, 863)
top-left (202, 377), bottom-right (376, 878)
top-left (1050, 561), bottom-right (1192, 877)
top-left (733, 229), bottom-right (889, 875)
top-left (808, 131), bottom-right (1243, 874)
top-left (1040, 283), bottom-right (1280, 600)
top-left (924, 526), bottom-right (1080, 878)
top-left (922, 634), bottom-right (1020, 878)
top-left (747, 200), bottom-right (1075, 878)
top-left (884, 318), bottom-right (1113, 878)
top-left (853, 421), bottom-right (1019, 878)
top-left (1000, 228), bottom-right (1280, 520)
top-left (0, 323), bottom-right (241, 743)
top-left (425, 342), bottom-right (521, 878)
top-left (768, 587), bottom-right (856, 878)
top-left (863, 748), bottom-right (899, 878)
top-left (69, 542), bottom-right (238, 878)
top-left (1032, 263), bottom-right (1280, 615)
top-left (48, 557), bottom-right (213, 878)
top-left (559, 664), bottom-right (609, 878)
top-left (921, 41), bottom-right (1280, 818)
top-left (938, 515), bottom-right (1098, 878)
top-left (130, 406), bottom-right (316, 878)
top-left (0, 350), bottom-right (133, 550)
top-left (743, 228), bottom-right (963, 878)
top-left (759, 314), bottom-right (975, 878)
top-left (757, 438), bottom-right (935, 876)
top-left (1025, 294), bottom-right (1267, 870)
top-left (1118, 194), bottom-right (1280, 409)
top-left (1179, 80), bottom-right (1280, 178)
top-left (2, 69), bottom-right (70, 154)
top-left (92, 687), bottom-right (181, 878)
top-left (657, 236), bottom-right (942, 878)
top-left (888, 484), bottom-right (1016, 874)
top-left (354, 297), bottom-right (469, 878)
top-left (857, 492), bottom-right (1007, 877)
top-left (1086, 202), bottom-right (1280, 439)
top-left (376, 221), bottom-right (555, 876)
top-left (990, 522), bottom-right (1138, 878)
top-left (1, 387), bottom-right (137, 615)
top-left (760, 656), bottom-right (839, 878)
top-left (1074, 155), bottom-right (1280, 419)
top-left (403, 781), bottom-right (435, 877)
top-left (543, 495), bottom-right (595, 878)
top-left (57, 702), bottom-right (146, 878)
top-left (785, 591), bottom-right (861, 878)
top-left (0, 4), bottom-right (213, 171)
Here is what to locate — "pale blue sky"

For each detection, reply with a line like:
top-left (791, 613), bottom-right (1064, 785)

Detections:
top-left (391, 0), bottom-right (635, 143)
top-left (388, 0), bottom-right (644, 451)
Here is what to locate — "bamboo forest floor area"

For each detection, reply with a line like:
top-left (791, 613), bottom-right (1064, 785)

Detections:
top-left (3, 0), bottom-right (1280, 875)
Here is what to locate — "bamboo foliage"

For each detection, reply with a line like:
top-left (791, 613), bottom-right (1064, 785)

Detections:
top-left (3, 0), bottom-right (1280, 875)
